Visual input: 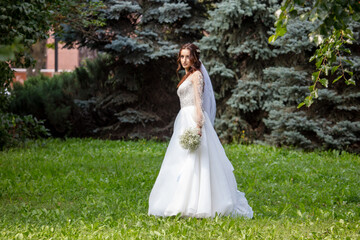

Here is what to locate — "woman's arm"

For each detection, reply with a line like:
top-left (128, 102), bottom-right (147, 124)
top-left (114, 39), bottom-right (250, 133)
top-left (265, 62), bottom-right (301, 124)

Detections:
top-left (191, 71), bottom-right (204, 132)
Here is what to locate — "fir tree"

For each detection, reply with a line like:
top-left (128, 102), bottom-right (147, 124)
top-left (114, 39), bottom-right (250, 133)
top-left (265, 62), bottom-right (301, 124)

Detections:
top-left (200, 0), bottom-right (360, 152)
top-left (56, 0), bottom-right (214, 139)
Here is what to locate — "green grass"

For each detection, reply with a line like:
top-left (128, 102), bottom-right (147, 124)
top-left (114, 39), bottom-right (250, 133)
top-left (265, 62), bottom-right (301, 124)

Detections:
top-left (0, 138), bottom-right (359, 239)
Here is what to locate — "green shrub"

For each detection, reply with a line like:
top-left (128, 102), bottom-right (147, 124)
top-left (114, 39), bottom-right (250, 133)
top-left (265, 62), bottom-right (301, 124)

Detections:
top-left (0, 113), bottom-right (50, 150)
top-left (8, 55), bottom-right (113, 138)
top-left (0, 62), bottom-right (14, 112)
top-left (75, 54), bottom-right (113, 98)
top-left (8, 54), bottom-right (162, 139)
top-left (9, 73), bottom-right (74, 136)
top-left (8, 53), bottom-right (179, 140)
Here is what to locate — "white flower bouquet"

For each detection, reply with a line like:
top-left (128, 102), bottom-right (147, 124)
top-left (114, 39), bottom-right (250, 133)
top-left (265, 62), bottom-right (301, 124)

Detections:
top-left (179, 127), bottom-right (201, 151)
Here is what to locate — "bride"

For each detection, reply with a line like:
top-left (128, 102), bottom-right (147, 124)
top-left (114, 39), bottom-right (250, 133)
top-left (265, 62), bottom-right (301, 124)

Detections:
top-left (148, 43), bottom-right (253, 218)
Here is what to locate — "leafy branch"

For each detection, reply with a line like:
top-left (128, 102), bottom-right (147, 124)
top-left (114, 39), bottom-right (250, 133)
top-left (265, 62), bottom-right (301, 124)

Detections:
top-left (51, 0), bottom-right (106, 39)
top-left (298, 29), bottom-right (355, 108)
top-left (269, 0), bottom-right (360, 107)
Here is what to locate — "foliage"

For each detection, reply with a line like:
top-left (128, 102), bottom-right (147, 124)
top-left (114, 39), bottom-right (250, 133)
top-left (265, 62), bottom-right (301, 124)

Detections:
top-left (0, 0), bottom-right (52, 47)
top-left (8, 54), bottom-right (169, 139)
top-left (269, 0), bottom-right (360, 107)
top-left (62, 0), bottom-right (211, 61)
top-left (0, 0), bottom-right (51, 107)
top-left (0, 0), bottom-right (104, 114)
top-left (200, 0), bottom-right (360, 153)
top-left (5, 0), bottom-right (360, 152)
top-left (0, 38), bottom-right (24, 61)
top-left (23, 0), bottom-right (215, 139)
top-left (0, 0), bottom-right (59, 150)
top-left (9, 53), bottom-right (122, 137)
top-left (0, 62), bottom-right (14, 112)
top-left (0, 113), bottom-right (50, 150)
top-left (0, 0), bottom-right (104, 58)
top-left (50, 0), bottom-right (105, 38)
top-left (299, 28), bottom-right (356, 108)
top-left (0, 0), bottom-right (49, 112)
top-left (0, 139), bottom-right (359, 238)
top-left (199, 0), bottom-right (279, 98)
top-left (9, 74), bottom-right (75, 136)
top-left (74, 53), bottom-right (114, 98)
top-left (60, 0), bottom-right (216, 88)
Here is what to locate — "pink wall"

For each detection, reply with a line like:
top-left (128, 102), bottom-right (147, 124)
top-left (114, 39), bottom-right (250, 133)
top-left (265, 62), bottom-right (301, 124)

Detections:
top-left (13, 36), bottom-right (81, 83)
top-left (46, 37), bottom-right (79, 70)
top-left (13, 70), bottom-right (54, 84)
top-left (12, 34), bottom-right (97, 83)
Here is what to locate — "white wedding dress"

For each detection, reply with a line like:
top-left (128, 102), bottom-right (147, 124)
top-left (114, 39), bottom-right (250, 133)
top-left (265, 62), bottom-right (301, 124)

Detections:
top-left (148, 70), bottom-right (253, 218)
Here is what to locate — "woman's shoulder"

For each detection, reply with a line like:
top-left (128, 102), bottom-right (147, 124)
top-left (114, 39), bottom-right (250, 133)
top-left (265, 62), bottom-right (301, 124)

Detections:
top-left (190, 70), bottom-right (203, 82)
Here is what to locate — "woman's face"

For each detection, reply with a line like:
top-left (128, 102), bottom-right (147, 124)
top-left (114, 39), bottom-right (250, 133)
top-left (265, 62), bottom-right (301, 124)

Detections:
top-left (180, 49), bottom-right (192, 70)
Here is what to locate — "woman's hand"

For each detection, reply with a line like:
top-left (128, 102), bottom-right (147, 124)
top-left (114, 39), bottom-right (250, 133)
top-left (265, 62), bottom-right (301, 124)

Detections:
top-left (197, 125), bottom-right (202, 136)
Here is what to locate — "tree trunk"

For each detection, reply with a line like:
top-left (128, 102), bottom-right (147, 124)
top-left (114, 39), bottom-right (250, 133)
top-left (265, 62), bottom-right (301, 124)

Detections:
top-left (26, 39), bottom-right (47, 77)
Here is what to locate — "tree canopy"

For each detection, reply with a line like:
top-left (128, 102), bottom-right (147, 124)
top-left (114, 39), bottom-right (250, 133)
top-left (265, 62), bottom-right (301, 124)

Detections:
top-left (0, 0), bottom-right (104, 111)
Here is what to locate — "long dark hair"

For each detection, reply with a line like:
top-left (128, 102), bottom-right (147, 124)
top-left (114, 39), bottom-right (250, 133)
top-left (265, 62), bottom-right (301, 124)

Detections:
top-left (176, 43), bottom-right (201, 88)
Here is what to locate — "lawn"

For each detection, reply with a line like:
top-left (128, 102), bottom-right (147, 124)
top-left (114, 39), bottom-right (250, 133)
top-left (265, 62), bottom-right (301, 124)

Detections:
top-left (0, 138), bottom-right (359, 239)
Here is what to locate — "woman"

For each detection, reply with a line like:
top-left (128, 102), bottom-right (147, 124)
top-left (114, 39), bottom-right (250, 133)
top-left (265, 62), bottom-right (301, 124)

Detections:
top-left (148, 43), bottom-right (253, 218)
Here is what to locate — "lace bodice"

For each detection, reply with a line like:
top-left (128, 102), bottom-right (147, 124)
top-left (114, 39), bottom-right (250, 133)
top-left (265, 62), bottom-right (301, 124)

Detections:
top-left (177, 71), bottom-right (204, 127)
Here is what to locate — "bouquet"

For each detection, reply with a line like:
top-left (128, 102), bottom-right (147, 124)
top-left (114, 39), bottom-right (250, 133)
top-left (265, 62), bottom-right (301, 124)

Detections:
top-left (179, 127), bottom-right (201, 151)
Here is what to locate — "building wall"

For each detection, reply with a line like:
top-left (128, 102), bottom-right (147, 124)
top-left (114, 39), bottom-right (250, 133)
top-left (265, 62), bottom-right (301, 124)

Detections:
top-left (13, 69), bottom-right (55, 84)
top-left (13, 35), bottom-right (81, 83)
top-left (46, 37), bottom-right (79, 70)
